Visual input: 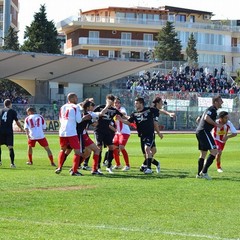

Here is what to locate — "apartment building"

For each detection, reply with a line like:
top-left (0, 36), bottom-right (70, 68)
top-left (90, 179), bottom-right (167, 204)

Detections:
top-left (0, 0), bottom-right (19, 46)
top-left (57, 5), bottom-right (240, 76)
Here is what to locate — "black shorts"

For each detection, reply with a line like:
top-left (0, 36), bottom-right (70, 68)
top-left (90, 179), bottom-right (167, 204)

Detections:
top-left (0, 132), bottom-right (14, 146)
top-left (140, 133), bottom-right (155, 154)
top-left (196, 130), bottom-right (216, 151)
top-left (94, 130), bottom-right (114, 147)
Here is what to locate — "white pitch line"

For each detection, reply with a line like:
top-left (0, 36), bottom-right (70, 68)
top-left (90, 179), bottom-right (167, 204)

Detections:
top-left (0, 217), bottom-right (239, 240)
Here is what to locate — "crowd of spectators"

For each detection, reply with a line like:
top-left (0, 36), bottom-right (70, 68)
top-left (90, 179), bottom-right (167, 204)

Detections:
top-left (126, 65), bottom-right (239, 96)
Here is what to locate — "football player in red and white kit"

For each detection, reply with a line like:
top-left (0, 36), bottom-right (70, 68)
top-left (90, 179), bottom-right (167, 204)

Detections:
top-left (112, 98), bottom-right (131, 171)
top-left (212, 111), bottom-right (237, 172)
top-left (55, 93), bottom-right (82, 176)
top-left (24, 107), bottom-right (56, 166)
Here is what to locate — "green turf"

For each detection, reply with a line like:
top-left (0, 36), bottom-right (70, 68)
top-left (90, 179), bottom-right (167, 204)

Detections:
top-left (0, 133), bottom-right (239, 240)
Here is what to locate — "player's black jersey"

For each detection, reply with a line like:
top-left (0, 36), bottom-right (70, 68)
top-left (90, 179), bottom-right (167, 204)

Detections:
top-left (93, 105), bottom-right (122, 132)
top-left (76, 111), bottom-right (92, 135)
top-left (196, 106), bottom-right (217, 133)
top-left (0, 107), bottom-right (18, 133)
top-left (128, 107), bottom-right (159, 136)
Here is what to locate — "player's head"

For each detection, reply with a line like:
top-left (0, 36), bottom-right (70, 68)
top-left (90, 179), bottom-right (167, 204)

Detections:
top-left (114, 97), bottom-right (121, 109)
top-left (26, 107), bottom-right (35, 115)
top-left (82, 100), bottom-right (95, 111)
top-left (152, 97), bottom-right (163, 109)
top-left (4, 99), bottom-right (12, 108)
top-left (212, 95), bottom-right (223, 109)
top-left (134, 97), bottom-right (144, 110)
top-left (106, 94), bottom-right (115, 106)
top-left (67, 93), bottom-right (78, 104)
top-left (218, 111), bottom-right (228, 124)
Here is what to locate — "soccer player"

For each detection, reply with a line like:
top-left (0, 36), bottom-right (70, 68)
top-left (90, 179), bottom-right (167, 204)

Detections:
top-left (112, 97), bottom-right (131, 171)
top-left (55, 92), bottom-right (82, 176)
top-left (212, 111), bottom-right (237, 172)
top-left (93, 94), bottom-right (123, 174)
top-left (139, 96), bottom-right (175, 173)
top-left (195, 95), bottom-right (223, 180)
top-left (24, 107), bottom-right (56, 166)
top-left (118, 97), bottom-right (162, 174)
top-left (0, 99), bottom-right (24, 168)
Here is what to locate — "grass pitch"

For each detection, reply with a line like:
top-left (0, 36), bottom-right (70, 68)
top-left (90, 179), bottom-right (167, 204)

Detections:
top-left (0, 133), bottom-right (239, 240)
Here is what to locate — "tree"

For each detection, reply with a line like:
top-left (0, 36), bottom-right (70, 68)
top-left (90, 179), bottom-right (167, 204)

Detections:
top-left (21, 4), bottom-right (61, 54)
top-left (1, 26), bottom-right (20, 51)
top-left (154, 21), bottom-right (182, 61)
top-left (186, 33), bottom-right (198, 67)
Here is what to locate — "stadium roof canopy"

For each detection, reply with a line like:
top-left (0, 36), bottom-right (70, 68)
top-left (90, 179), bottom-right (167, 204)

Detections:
top-left (0, 50), bottom-right (160, 85)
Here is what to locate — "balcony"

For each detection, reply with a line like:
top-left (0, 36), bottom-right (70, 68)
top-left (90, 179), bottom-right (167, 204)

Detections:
top-left (57, 15), bottom-right (240, 33)
top-left (78, 37), bottom-right (240, 53)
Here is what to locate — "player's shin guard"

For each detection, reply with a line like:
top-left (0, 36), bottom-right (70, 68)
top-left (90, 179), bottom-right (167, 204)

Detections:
top-left (58, 150), bottom-right (66, 168)
top-left (107, 150), bottom-right (114, 168)
top-left (93, 154), bottom-right (99, 172)
top-left (9, 148), bottom-right (15, 165)
top-left (72, 154), bottom-right (80, 173)
top-left (202, 155), bottom-right (215, 173)
top-left (113, 148), bottom-right (121, 166)
top-left (146, 158), bottom-right (152, 169)
top-left (121, 149), bottom-right (130, 166)
top-left (198, 158), bottom-right (205, 175)
top-left (98, 151), bottom-right (102, 169)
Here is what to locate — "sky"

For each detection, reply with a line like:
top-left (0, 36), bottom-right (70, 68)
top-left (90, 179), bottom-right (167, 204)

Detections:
top-left (18, 0), bottom-right (239, 44)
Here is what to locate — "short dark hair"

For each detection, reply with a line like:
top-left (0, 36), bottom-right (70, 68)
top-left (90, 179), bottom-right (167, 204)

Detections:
top-left (135, 97), bottom-right (144, 105)
top-left (152, 97), bottom-right (162, 104)
top-left (212, 95), bottom-right (222, 104)
top-left (82, 100), bottom-right (94, 110)
top-left (106, 94), bottom-right (115, 102)
top-left (218, 111), bottom-right (228, 119)
top-left (4, 99), bottom-right (11, 107)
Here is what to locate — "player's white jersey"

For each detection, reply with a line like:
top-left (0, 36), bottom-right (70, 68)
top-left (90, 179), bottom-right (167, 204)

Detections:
top-left (59, 103), bottom-right (81, 137)
top-left (212, 119), bottom-right (237, 143)
top-left (24, 114), bottom-right (46, 139)
top-left (115, 106), bottom-right (131, 135)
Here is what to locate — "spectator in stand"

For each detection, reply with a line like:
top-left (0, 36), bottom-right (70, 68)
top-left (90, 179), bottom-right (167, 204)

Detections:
top-left (24, 107), bottom-right (56, 166)
top-left (0, 99), bottom-right (24, 168)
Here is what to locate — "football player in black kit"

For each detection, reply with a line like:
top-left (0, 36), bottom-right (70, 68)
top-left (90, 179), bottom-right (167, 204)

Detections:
top-left (196, 95), bottom-right (223, 180)
top-left (0, 99), bottom-right (24, 168)
top-left (118, 97), bottom-right (162, 174)
top-left (93, 94), bottom-right (123, 174)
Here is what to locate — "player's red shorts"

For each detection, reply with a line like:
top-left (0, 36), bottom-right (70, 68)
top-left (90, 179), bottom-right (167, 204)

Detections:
top-left (28, 138), bottom-right (48, 147)
top-left (83, 133), bottom-right (94, 147)
top-left (113, 133), bottom-right (130, 146)
top-left (215, 140), bottom-right (226, 151)
top-left (60, 135), bottom-right (80, 149)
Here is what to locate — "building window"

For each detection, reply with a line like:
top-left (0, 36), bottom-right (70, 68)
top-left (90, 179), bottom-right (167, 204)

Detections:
top-left (89, 50), bottom-right (99, 57)
top-left (176, 14), bottom-right (186, 22)
top-left (121, 32), bottom-right (132, 46)
top-left (189, 15), bottom-right (195, 23)
top-left (89, 31), bottom-right (99, 44)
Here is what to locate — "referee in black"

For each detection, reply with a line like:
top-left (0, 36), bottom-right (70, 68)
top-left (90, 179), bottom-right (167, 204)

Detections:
top-left (196, 95), bottom-right (223, 180)
top-left (0, 99), bottom-right (24, 168)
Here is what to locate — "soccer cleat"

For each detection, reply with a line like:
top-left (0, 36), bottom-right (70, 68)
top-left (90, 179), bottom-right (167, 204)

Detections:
top-left (140, 165), bottom-right (147, 172)
top-left (55, 168), bottom-right (62, 174)
top-left (106, 167), bottom-right (114, 174)
top-left (91, 170), bottom-right (104, 175)
top-left (112, 165), bottom-right (122, 169)
top-left (144, 168), bottom-right (153, 174)
top-left (82, 166), bottom-right (91, 171)
top-left (70, 171), bottom-right (83, 176)
top-left (201, 172), bottom-right (212, 180)
top-left (217, 168), bottom-right (223, 173)
top-left (97, 169), bottom-right (103, 174)
top-left (196, 174), bottom-right (202, 179)
top-left (10, 164), bottom-right (16, 168)
top-left (26, 161), bottom-right (33, 165)
top-left (51, 162), bottom-right (57, 167)
top-left (122, 166), bottom-right (130, 171)
top-left (156, 162), bottom-right (161, 174)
